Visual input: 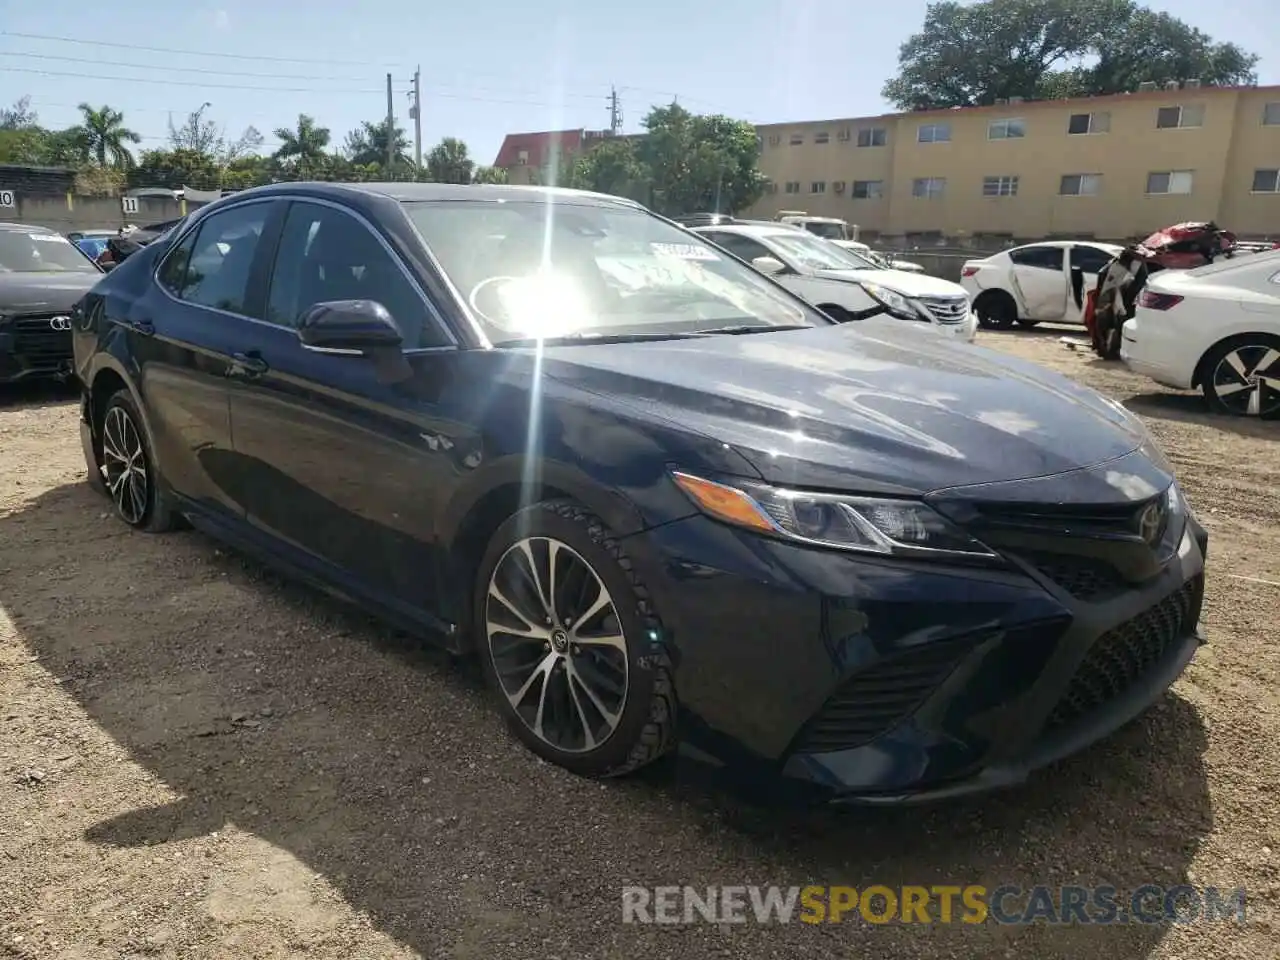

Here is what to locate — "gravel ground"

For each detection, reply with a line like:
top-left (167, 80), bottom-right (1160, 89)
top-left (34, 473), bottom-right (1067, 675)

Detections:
top-left (1, 328), bottom-right (1278, 959)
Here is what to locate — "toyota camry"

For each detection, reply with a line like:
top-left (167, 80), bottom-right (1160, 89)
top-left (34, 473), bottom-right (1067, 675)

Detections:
top-left (71, 182), bottom-right (1208, 802)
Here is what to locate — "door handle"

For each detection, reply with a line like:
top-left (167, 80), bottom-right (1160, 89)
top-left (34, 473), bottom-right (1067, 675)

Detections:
top-left (227, 351), bottom-right (269, 378)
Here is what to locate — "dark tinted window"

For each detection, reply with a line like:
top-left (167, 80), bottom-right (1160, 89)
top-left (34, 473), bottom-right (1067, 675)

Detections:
top-left (266, 201), bottom-right (445, 348)
top-left (157, 227), bottom-right (198, 295)
top-left (703, 232), bottom-right (775, 264)
top-left (1009, 245), bottom-right (1064, 271)
top-left (1070, 245), bottom-right (1115, 274)
top-left (168, 203), bottom-right (271, 314)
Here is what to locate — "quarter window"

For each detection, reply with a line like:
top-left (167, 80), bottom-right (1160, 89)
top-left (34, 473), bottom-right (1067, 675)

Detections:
top-left (265, 201), bottom-right (445, 349)
top-left (165, 202), bottom-right (272, 315)
top-left (1070, 245), bottom-right (1115, 274)
top-left (1009, 246), bottom-right (1064, 271)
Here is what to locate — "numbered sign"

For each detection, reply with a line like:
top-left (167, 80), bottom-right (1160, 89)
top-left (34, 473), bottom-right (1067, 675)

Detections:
top-left (121, 196), bottom-right (139, 215)
top-left (0, 189), bottom-right (15, 208)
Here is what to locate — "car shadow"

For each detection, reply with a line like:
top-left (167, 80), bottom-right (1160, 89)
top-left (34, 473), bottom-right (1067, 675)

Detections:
top-left (1125, 391), bottom-right (1279, 440)
top-left (1, 481), bottom-right (1213, 958)
top-left (0, 378), bottom-right (79, 410)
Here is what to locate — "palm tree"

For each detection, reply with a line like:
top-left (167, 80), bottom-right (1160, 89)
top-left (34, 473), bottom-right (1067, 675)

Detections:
top-left (343, 119), bottom-right (411, 168)
top-left (272, 114), bottom-right (331, 173)
top-left (425, 137), bottom-right (474, 184)
top-left (76, 103), bottom-right (140, 168)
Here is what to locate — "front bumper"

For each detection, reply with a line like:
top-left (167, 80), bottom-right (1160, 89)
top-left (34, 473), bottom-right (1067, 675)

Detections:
top-left (631, 502), bottom-right (1208, 803)
top-left (0, 319), bottom-right (76, 384)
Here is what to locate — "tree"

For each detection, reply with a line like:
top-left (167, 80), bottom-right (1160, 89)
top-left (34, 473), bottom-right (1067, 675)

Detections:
top-left (882, 0), bottom-right (1259, 110)
top-left (0, 96), bottom-right (39, 130)
top-left (272, 114), bottom-right (331, 174)
top-left (635, 105), bottom-right (766, 216)
top-left (425, 137), bottom-right (473, 184)
top-left (129, 148), bottom-right (221, 191)
top-left (566, 138), bottom-right (645, 200)
top-left (344, 119), bottom-right (411, 168)
top-left (76, 103), bottom-right (141, 167)
top-left (472, 165), bottom-right (509, 184)
top-left (168, 104), bottom-right (263, 165)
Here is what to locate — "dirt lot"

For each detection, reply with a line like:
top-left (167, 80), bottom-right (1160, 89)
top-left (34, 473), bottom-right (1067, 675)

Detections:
top-left (2, 328), bottom-right (1278, 960)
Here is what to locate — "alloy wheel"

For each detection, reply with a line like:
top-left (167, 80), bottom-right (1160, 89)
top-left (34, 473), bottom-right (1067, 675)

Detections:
top-left (1211, 345), bottom-right (1280, 417)
top-left (101, 405), bottom-right (149, 524)
top-left (485, 536), bottom-right (630, 753)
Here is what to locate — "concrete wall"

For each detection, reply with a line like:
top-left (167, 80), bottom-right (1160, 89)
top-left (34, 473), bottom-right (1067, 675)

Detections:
top-left (0, 194), bottom-right (193, 232)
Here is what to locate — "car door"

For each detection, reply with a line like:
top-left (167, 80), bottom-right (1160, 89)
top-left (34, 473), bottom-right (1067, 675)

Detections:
top-left (131, 199), bottom-right (283, 520)
top-left (224, 197), bottom-right (463, 615)
top-left (1064, 244), bottom-right (1118, 323)
top-left (1007, 245), bottom-right (1068, 321)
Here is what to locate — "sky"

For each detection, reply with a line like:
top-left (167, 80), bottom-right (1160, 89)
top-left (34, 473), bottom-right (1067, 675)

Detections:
top-left (1, 0), bottom-right (1277, 167)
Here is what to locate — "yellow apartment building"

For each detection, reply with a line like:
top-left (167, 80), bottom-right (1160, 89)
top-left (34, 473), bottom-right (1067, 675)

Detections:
top-left (748, 84), bottom-right (1280, 244)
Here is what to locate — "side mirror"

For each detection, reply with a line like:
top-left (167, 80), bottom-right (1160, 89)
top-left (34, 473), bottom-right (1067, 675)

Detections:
top-left (297, 299), bottom-right (403, 354)
top-left (752, 256), bottom-right (787, 276)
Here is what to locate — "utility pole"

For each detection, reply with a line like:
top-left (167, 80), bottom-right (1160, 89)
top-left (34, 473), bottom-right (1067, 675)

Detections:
top-left (608, 86), bottom-right (622, 136)
top-left (385, 73), bottom-right (395, 176)
top-left (411, 66), bottom-right (423, 168)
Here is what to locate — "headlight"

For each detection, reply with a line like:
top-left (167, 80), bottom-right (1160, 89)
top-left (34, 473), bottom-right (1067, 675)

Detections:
top-left (860, 282), bottom-right (925, 322)
top-left (671, 472), bottom-right (999, 561)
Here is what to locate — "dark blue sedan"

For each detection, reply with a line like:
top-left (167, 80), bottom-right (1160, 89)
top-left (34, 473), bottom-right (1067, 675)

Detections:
top-left (71, 182), bottom-right (1208, 801)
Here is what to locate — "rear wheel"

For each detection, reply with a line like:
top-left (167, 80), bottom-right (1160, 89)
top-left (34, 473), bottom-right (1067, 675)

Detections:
top-left (474, 499), bottom-right (676, 777)
top-left (974, 291), bottom-right (1017, 329)
top-left (1200, 336), bottom-right (1280, 418)
top-left (98, 389), bottom-right (180, 531)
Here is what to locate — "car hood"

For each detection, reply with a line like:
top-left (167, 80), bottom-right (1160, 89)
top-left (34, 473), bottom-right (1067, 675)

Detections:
top-left (540, 321), bottom-right (1144, 494)
top-left (0, 271), bottom-right (100, 314)
top-left (815, 268), bottom-right (965, 298)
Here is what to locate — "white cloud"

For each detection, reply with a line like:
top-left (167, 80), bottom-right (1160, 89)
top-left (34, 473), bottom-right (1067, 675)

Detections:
top-left (213, 9), bottom-right (230, 30)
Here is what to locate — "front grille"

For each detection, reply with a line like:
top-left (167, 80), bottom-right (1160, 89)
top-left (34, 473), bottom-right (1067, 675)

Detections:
top-left (918, 295), bottom-right (970, 324)
top-left (1026, 552), bottom-right (1128, 601)
top-left (8, 314), bottom-right (73, 363)
top-left (1046, 576), bottom-right (1202, 730)
top-left (792, 641), bottom-right (974, 753)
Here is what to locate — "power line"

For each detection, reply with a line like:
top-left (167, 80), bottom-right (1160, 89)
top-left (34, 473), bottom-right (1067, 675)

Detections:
top-left (0, 65), bottom-right (386, 95)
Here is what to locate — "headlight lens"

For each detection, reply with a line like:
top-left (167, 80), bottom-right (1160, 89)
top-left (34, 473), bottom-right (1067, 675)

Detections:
top-left (671, 472), bottom-right (998, 560)
top-left (860, 282), bottom-right (924, 322)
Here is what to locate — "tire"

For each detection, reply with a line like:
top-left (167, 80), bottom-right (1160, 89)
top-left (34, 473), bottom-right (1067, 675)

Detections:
top-left (473, 499), bottom-right (676, 778)
top-left (818, 304), bottom-right (852, 323)
top-left (1015, 318), bottom-right (1041, 329)
top-left (98, 388), bottom-right (181, 531)
top-left (1199, 335), bottom-right (1280, 418)
top-left (974, 291), bottom-right (1017, 329)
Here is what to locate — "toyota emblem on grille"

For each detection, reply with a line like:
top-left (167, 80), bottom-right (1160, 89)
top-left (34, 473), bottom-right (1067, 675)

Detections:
top-left (1136, 500), bottom-right (1166, 547)
top-left (48, 316), bottom-right (73, 331)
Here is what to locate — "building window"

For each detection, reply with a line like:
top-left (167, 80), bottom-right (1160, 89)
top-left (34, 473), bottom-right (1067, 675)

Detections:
top-left (784, 181), bottom-right (801, 194)
top-left (917, 123), bottom-right (951, 143)
top-left (810, 181), bottom-right (826, 194)
top-left (1251, 169), bottom-right (1280, 193)
top-left (1060, 174), bottom-right (1103, 196)
top-left (1264, 102), bottom-right (1280, 126)
top-left (851, 180), bottom-right (884, 199)
top-left (1146, 170), bottom-right (1194, 195)
top-left (856, 127), bottom-right (887, 147)
top-left (988, 118), bottom-right (1026, 140)
top-left (814, 132), bottom-right (830, 144)
top-left (764, 181), bottom-right (778, 194)
top-left (1067, 111), bottom-right (1111, 135)
top-left (789, 133), bottom-right (804, 145)
top-left (982, 175), bottom-right (1019, 197)
top-left (1156, 104), bottom-right (1205, 129)
top-left (516, 149), bottom-right (529, 165)
top-left (912, 177), bottom-right (946, 199)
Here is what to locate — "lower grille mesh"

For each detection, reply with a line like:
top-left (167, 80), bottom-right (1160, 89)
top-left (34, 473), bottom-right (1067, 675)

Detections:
top-left (1047, 576), bottom-right (1202, 730)
top-left (793, 641), bottom-right (974, 754)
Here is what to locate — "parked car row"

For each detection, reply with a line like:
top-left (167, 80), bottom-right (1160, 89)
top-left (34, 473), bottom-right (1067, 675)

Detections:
top-left (55, 181), bottom-right (1212, 805)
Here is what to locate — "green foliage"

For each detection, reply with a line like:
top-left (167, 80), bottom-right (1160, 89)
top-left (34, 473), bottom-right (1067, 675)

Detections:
top-left (883, 0), bottom-right (1259, 109)
top-left (566, 138), bottom-right (646, 200)
top-left (344, 119), bottom-right (412, 168)
top-left (472, 165), bottom-right (509, 184)
top-left (272, 114), bottom-right (332, 173)
top-left (425, 137), bottom-right (474, 184)
top-left (76, 103), bottom-right (141, 168)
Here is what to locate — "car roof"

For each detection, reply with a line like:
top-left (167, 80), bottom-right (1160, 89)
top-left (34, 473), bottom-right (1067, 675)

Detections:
top-left (219, 180), bottom-right (646, 210)
top-left (0, 222), bottom-right (56, 235)
top-left (1006, 240), bottom-right (1124, 253)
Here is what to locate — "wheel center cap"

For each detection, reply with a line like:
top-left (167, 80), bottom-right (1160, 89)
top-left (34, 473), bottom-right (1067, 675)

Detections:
top-left (550, 628), bottom-right (569, 653)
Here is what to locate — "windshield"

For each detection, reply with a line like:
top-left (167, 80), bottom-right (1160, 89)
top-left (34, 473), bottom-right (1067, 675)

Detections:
top-left (768, 232), bottom-right (878, 272)
top-left (801, 221), bottom-right (847, 240)
top-left (403, 199), bottom-right (825, 342)
top-left (0, 230), bottom-right (99, 273)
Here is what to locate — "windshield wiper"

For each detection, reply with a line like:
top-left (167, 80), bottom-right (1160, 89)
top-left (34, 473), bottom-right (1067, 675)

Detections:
top-left (690, 324), bottom-right (812, 336)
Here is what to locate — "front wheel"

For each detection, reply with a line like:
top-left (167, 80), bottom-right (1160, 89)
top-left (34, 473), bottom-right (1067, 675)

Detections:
top-left (474, 500), bottom-right (676, 777)
top-left (1201, 337), bottom-right (1280, 418)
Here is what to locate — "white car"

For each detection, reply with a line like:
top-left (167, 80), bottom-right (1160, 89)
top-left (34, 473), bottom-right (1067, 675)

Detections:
top-left (961, 241), bottom-right (1124, 330)
top-left (693, 224), bottom-right (976, 342)
top-left (1121, 250), bottom-right (1280, 418)
top-left (831, 239), bottom-right (925, 274)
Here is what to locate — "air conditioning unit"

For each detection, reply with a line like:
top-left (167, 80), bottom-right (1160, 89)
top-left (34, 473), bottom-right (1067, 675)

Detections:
top-left (837, 129), bottom-right (851, 142)
top-left (1184, 78), bottom-right (1202, 89)
top-left (768, 134), bottom-right (781, 145)
top-left (1164, 80), bottom-right (1180, 91)
top-left (1138, 81), bottom-right (1157, 92)
top-left (833, 181), bottom-right (846, 193)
